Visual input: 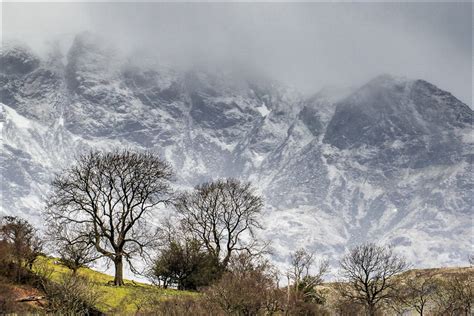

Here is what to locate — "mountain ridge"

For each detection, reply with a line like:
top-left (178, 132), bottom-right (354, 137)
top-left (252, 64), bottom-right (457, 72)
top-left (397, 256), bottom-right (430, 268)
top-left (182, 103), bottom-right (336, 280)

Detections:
top-left (1, 36), bottom-right (472, 269)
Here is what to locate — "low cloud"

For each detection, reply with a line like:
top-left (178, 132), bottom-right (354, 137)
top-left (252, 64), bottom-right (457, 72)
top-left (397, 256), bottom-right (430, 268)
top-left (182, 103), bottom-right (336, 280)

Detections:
top-left (2, 2), bottom-right (472, 105)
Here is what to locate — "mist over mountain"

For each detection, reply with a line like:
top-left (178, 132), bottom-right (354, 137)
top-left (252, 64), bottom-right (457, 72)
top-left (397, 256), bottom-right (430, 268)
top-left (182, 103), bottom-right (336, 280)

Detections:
top-left (1, 33), bottom-right (472, 270)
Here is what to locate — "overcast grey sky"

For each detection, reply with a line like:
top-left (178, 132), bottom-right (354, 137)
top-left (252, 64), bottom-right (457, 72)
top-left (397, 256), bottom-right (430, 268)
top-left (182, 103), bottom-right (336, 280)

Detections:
top-left (2, 2), bottom-right (472, 105)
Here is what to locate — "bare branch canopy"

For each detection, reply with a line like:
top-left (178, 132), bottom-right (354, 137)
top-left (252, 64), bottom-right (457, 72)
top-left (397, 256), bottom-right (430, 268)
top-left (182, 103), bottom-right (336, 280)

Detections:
top-left (175, 178), bottom-right (265, 268)
top-left (45, 149), bottom-right (173, 286)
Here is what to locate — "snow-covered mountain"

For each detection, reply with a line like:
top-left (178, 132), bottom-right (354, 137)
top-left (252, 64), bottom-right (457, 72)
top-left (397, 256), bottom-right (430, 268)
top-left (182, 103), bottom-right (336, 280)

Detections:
top-left (1, 33), bottom-right (472, 268)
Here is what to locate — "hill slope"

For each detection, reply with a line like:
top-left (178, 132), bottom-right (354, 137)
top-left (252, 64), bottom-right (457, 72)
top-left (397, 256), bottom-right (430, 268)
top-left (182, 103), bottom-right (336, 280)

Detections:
top-left (35, 257), bottom-right (194, 313)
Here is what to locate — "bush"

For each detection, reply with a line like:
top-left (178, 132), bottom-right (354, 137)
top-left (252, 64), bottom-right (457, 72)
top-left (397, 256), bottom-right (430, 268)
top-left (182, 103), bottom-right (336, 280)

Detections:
top-left (133, 292), bottom-right (208, 316)
top-left (41, 273), bottom-right (102, 315)
top-left (151, 237), bottom-right (221, 290)
top-left (203, 254), bottom-right (284, 315)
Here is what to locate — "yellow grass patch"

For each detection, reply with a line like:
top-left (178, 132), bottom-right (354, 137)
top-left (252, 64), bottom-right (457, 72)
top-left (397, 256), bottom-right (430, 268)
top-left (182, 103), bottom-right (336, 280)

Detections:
top-left (33, 256), bottom-right (197, 314)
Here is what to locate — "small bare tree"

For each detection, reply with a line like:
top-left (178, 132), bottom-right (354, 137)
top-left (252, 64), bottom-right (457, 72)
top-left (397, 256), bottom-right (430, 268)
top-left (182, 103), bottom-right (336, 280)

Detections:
top-left (47, 225), bottom-right (98, 274)
top-left (59, 241), bottom-right (97, 275)
top-left (289, 249), bottom-right (328, 290)
top-left (337, 243), bottom-right (408, 316)
top-left (390, 272), bottom-right (439, 316)
top-left (287, 248), bottom-right (329, 313)
top-left (176, 178), bottom-right (264, 268)
top-left (289, 249), bottom-right (315, 290)
top-left (433, 272), bottom-right (473, 315)
top-left (46, 150), bottom-right (173, 286)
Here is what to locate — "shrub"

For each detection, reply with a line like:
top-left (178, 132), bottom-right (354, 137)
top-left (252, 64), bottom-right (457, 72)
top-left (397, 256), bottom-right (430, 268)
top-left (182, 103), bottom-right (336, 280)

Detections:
top-left (41, 273), bottom-right (103, 315)
top-left (203, 253), bottom-right (283, 315)
top-left (134, 293), bottom-right (208, 316)
top-left (151, 236), bottom-right (221, 290)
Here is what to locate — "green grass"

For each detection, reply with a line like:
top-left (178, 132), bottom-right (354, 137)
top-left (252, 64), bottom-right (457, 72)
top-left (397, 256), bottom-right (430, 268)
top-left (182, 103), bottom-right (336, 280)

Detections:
top-left (33, 256), bottom-right (197, 314)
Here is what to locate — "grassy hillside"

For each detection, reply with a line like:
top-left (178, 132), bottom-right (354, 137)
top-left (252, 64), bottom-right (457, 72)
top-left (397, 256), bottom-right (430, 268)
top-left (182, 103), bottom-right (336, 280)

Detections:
top-left (32, 257), bottom-right (196, 314)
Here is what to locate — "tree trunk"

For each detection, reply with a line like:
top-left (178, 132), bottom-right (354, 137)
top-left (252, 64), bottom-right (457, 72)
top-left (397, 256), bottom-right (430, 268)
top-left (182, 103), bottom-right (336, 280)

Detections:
top-left (222, 253), bottom-right (230, 268)
top-left (113, 256), bottom-right (124, 286)
top-left (367, 303), bottom-right (376, 316)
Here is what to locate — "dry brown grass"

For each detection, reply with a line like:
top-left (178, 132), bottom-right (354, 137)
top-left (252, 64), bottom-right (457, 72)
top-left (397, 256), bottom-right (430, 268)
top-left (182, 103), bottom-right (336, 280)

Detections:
top-left (318, 266), bottom-right (473, 315)
top-left (0, 275), bottom-right (45, 313)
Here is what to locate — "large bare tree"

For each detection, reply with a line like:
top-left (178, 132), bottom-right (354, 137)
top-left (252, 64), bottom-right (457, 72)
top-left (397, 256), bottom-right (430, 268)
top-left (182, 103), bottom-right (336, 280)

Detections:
top-left (337, 243), bottom-right (408, 316)
top-left (175, 178), bottom-right (264, 268)
top-left (46, 150), bottom-right (173, 285)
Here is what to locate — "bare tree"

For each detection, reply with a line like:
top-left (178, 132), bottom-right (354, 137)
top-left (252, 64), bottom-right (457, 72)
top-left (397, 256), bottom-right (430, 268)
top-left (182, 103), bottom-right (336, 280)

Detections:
top-left (337, 243), bottom-right (408, 316)
top-left (390, 272), bottom-right (439, 316)
top-left (286, 248), bottom-right (329, 313)
top-left (47, 225), bottom-right (98, 274)
top-left (289, 249), bottom-right (315, 290)
top-left (176, 178), bottom-right (264, 268)
top-left (289, 249), bottom-right (328, 291)
top-left (59, 243), bottom-right (97, 275)
top-left (46, 150), bottom-right (173, 286)
top-left (433, 272), bottom-right (473, 316)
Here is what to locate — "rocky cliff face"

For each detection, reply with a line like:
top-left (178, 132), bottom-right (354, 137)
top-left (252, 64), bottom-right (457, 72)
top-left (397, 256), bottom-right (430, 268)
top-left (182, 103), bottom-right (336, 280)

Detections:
top-left (1, 34), bottom-right (472, 268)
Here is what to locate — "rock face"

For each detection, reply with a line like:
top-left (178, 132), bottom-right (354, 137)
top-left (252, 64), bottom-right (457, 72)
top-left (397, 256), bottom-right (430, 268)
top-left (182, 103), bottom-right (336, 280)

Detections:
top-left (324, 75), bottom-right (471, 150)
top-left (1, 34), bottom-right (472, 268)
